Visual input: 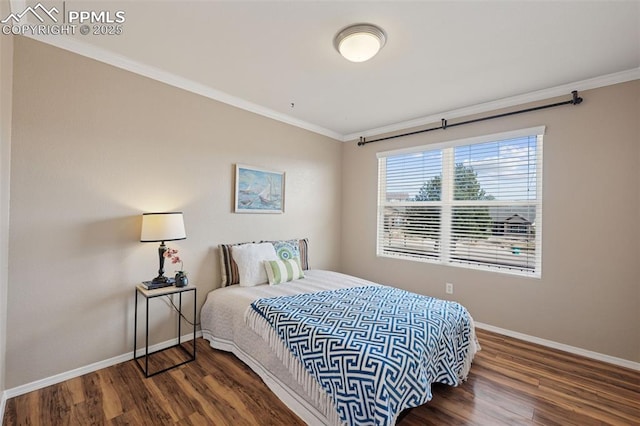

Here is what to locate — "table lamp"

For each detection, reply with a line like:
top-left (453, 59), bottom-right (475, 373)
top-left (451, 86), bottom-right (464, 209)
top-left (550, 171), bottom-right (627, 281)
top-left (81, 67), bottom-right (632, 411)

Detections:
top-left (140, 212), bottom-right (186, 286)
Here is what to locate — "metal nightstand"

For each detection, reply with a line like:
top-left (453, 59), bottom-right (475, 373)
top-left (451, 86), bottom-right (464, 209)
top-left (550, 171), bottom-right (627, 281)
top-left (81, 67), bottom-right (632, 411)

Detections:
top-left (133, 284), bottom-right (196, 377)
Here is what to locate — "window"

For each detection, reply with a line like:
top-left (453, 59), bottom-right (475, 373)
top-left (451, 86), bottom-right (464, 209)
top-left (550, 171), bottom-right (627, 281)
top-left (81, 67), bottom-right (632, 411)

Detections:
top-left (377, 127), bottom-right (544, 277)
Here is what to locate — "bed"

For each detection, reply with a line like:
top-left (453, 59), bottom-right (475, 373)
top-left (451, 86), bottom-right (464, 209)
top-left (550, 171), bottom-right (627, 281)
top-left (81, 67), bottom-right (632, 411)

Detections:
top-left (201, 240), bottom-right (479, 426)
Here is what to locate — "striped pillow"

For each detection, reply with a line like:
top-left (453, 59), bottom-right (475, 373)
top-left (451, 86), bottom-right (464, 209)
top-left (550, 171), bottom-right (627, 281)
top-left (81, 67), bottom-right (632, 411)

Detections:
top-left (297, 238), bottom-right (309, 270)
top-left (219, 241), bottom-right (252, 287)
top-left (219, 238), bottom-right (309, 286)
top-left (264, 258), bottom-right (305, 285)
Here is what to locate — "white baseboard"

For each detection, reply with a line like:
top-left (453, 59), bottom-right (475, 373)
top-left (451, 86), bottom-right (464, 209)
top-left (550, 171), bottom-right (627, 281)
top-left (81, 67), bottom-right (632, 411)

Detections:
top-left (4, 323), bottom-right (639, 404)
top-left (4, 331), bottom-right (202, 400)
top-left (0, 390), bottom-right (7, 425)
top-left (474, 322), bottom-right (640, 371)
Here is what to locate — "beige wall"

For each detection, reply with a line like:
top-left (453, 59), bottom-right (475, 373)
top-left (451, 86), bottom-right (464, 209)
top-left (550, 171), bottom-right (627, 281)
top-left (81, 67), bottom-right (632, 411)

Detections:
top-left (6, 36), bottom-right (342, 388)
top-left (4, 35), bottom-right (639, 391)
top-left (0, 0), bottom-right (13, 397)
top-left (341, 80), bottom-right (640, 362)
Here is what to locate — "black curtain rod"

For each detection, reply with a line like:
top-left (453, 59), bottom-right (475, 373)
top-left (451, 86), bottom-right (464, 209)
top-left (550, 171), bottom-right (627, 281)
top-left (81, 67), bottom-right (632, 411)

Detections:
top-left (357, 90), bottom-right (583, 146)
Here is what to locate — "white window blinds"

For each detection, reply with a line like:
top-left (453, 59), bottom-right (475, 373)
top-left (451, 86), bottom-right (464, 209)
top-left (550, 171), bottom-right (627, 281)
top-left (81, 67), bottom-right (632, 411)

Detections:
top-left (377, 127), bottom-right (544, 277)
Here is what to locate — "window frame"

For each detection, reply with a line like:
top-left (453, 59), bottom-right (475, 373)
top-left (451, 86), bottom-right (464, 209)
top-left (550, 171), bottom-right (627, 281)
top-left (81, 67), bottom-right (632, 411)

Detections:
top-left (376, 126), bottom-right (545, 278)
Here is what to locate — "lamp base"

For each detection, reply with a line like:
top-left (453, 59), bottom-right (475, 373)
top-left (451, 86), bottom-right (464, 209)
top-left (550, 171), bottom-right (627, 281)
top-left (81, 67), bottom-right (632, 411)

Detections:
top-left (151, 275), bottom-right (175, 285)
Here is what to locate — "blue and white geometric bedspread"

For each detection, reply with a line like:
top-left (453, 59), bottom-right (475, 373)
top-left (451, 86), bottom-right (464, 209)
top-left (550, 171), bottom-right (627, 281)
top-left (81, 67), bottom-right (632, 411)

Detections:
top-left (249, 285), bottom-right (476, 426)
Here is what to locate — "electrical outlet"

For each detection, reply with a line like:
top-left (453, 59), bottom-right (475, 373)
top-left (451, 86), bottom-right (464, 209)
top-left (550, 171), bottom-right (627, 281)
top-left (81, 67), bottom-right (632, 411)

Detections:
top-left (445, 282), bottom-right (454, 294)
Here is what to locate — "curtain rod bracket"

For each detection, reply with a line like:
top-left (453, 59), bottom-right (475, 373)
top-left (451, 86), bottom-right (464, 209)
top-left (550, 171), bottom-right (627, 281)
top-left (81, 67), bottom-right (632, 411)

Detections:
top-left (571, 90), bottom-right (583, 105)
top-left (441, 118), bottom-right (448, 130)
top-left (358, 136), bottom-right (366, 146)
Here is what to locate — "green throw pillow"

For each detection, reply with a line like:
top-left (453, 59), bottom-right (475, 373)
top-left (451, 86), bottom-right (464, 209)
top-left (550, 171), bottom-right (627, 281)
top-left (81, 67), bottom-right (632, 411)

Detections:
top-left (264, 258), bottom-right (304, 285)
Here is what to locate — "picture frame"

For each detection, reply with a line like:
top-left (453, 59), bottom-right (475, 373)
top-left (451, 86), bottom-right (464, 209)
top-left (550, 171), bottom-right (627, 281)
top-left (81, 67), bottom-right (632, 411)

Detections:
top-left (234, 164), bottom-right (285, 214)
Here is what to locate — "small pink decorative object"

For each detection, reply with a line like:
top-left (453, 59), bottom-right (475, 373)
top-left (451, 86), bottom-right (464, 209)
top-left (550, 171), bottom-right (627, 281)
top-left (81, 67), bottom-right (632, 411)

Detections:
top-left (164, 248), bottom-right (188, 287)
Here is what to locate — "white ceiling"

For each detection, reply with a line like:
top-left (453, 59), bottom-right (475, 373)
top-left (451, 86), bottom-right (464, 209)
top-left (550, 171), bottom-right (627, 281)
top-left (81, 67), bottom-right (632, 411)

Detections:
top-left (13, 0), bottom-right (640, 141)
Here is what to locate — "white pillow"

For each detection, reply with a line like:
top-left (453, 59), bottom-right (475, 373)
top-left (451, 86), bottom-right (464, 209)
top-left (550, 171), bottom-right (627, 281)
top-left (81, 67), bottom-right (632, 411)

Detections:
top-left (231, 243), bottom-right (278, 286)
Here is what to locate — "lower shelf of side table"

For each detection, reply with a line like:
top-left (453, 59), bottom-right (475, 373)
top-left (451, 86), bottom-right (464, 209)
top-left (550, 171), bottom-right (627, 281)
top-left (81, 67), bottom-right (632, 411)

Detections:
top-left (134, 340), bottom-right (196, 377)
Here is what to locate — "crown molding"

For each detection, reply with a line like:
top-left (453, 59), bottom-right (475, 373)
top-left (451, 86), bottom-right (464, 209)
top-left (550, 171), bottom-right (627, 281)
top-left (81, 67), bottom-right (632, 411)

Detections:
top-left (344, 67), bottom-right (640, 142)
top-left (14, 17), bottom-right (639, 144)
top-left (20, 33), bottom-right (344, 142)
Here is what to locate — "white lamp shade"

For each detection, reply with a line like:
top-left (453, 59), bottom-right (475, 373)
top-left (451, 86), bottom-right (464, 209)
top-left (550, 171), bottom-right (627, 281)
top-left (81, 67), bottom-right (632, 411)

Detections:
top-left (140, 212), bottom-right (186, 242)
top-left (335, 24), bottom-right (386, 63)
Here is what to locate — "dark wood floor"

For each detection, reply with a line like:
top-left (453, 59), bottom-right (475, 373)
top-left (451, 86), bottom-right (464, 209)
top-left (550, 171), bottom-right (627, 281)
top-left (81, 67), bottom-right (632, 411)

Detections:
top-left (4, 329), bottom-right (639, 425)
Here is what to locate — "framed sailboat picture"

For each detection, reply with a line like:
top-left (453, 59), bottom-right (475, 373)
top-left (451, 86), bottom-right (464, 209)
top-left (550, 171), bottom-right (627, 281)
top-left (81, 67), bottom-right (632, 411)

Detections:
top-left (234, 164), bottom-right (285, 213)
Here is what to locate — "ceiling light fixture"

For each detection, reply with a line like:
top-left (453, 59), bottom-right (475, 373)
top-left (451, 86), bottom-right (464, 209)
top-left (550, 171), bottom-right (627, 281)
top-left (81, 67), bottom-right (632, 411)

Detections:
top-left (334, 23), bottom-right (386, 63)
